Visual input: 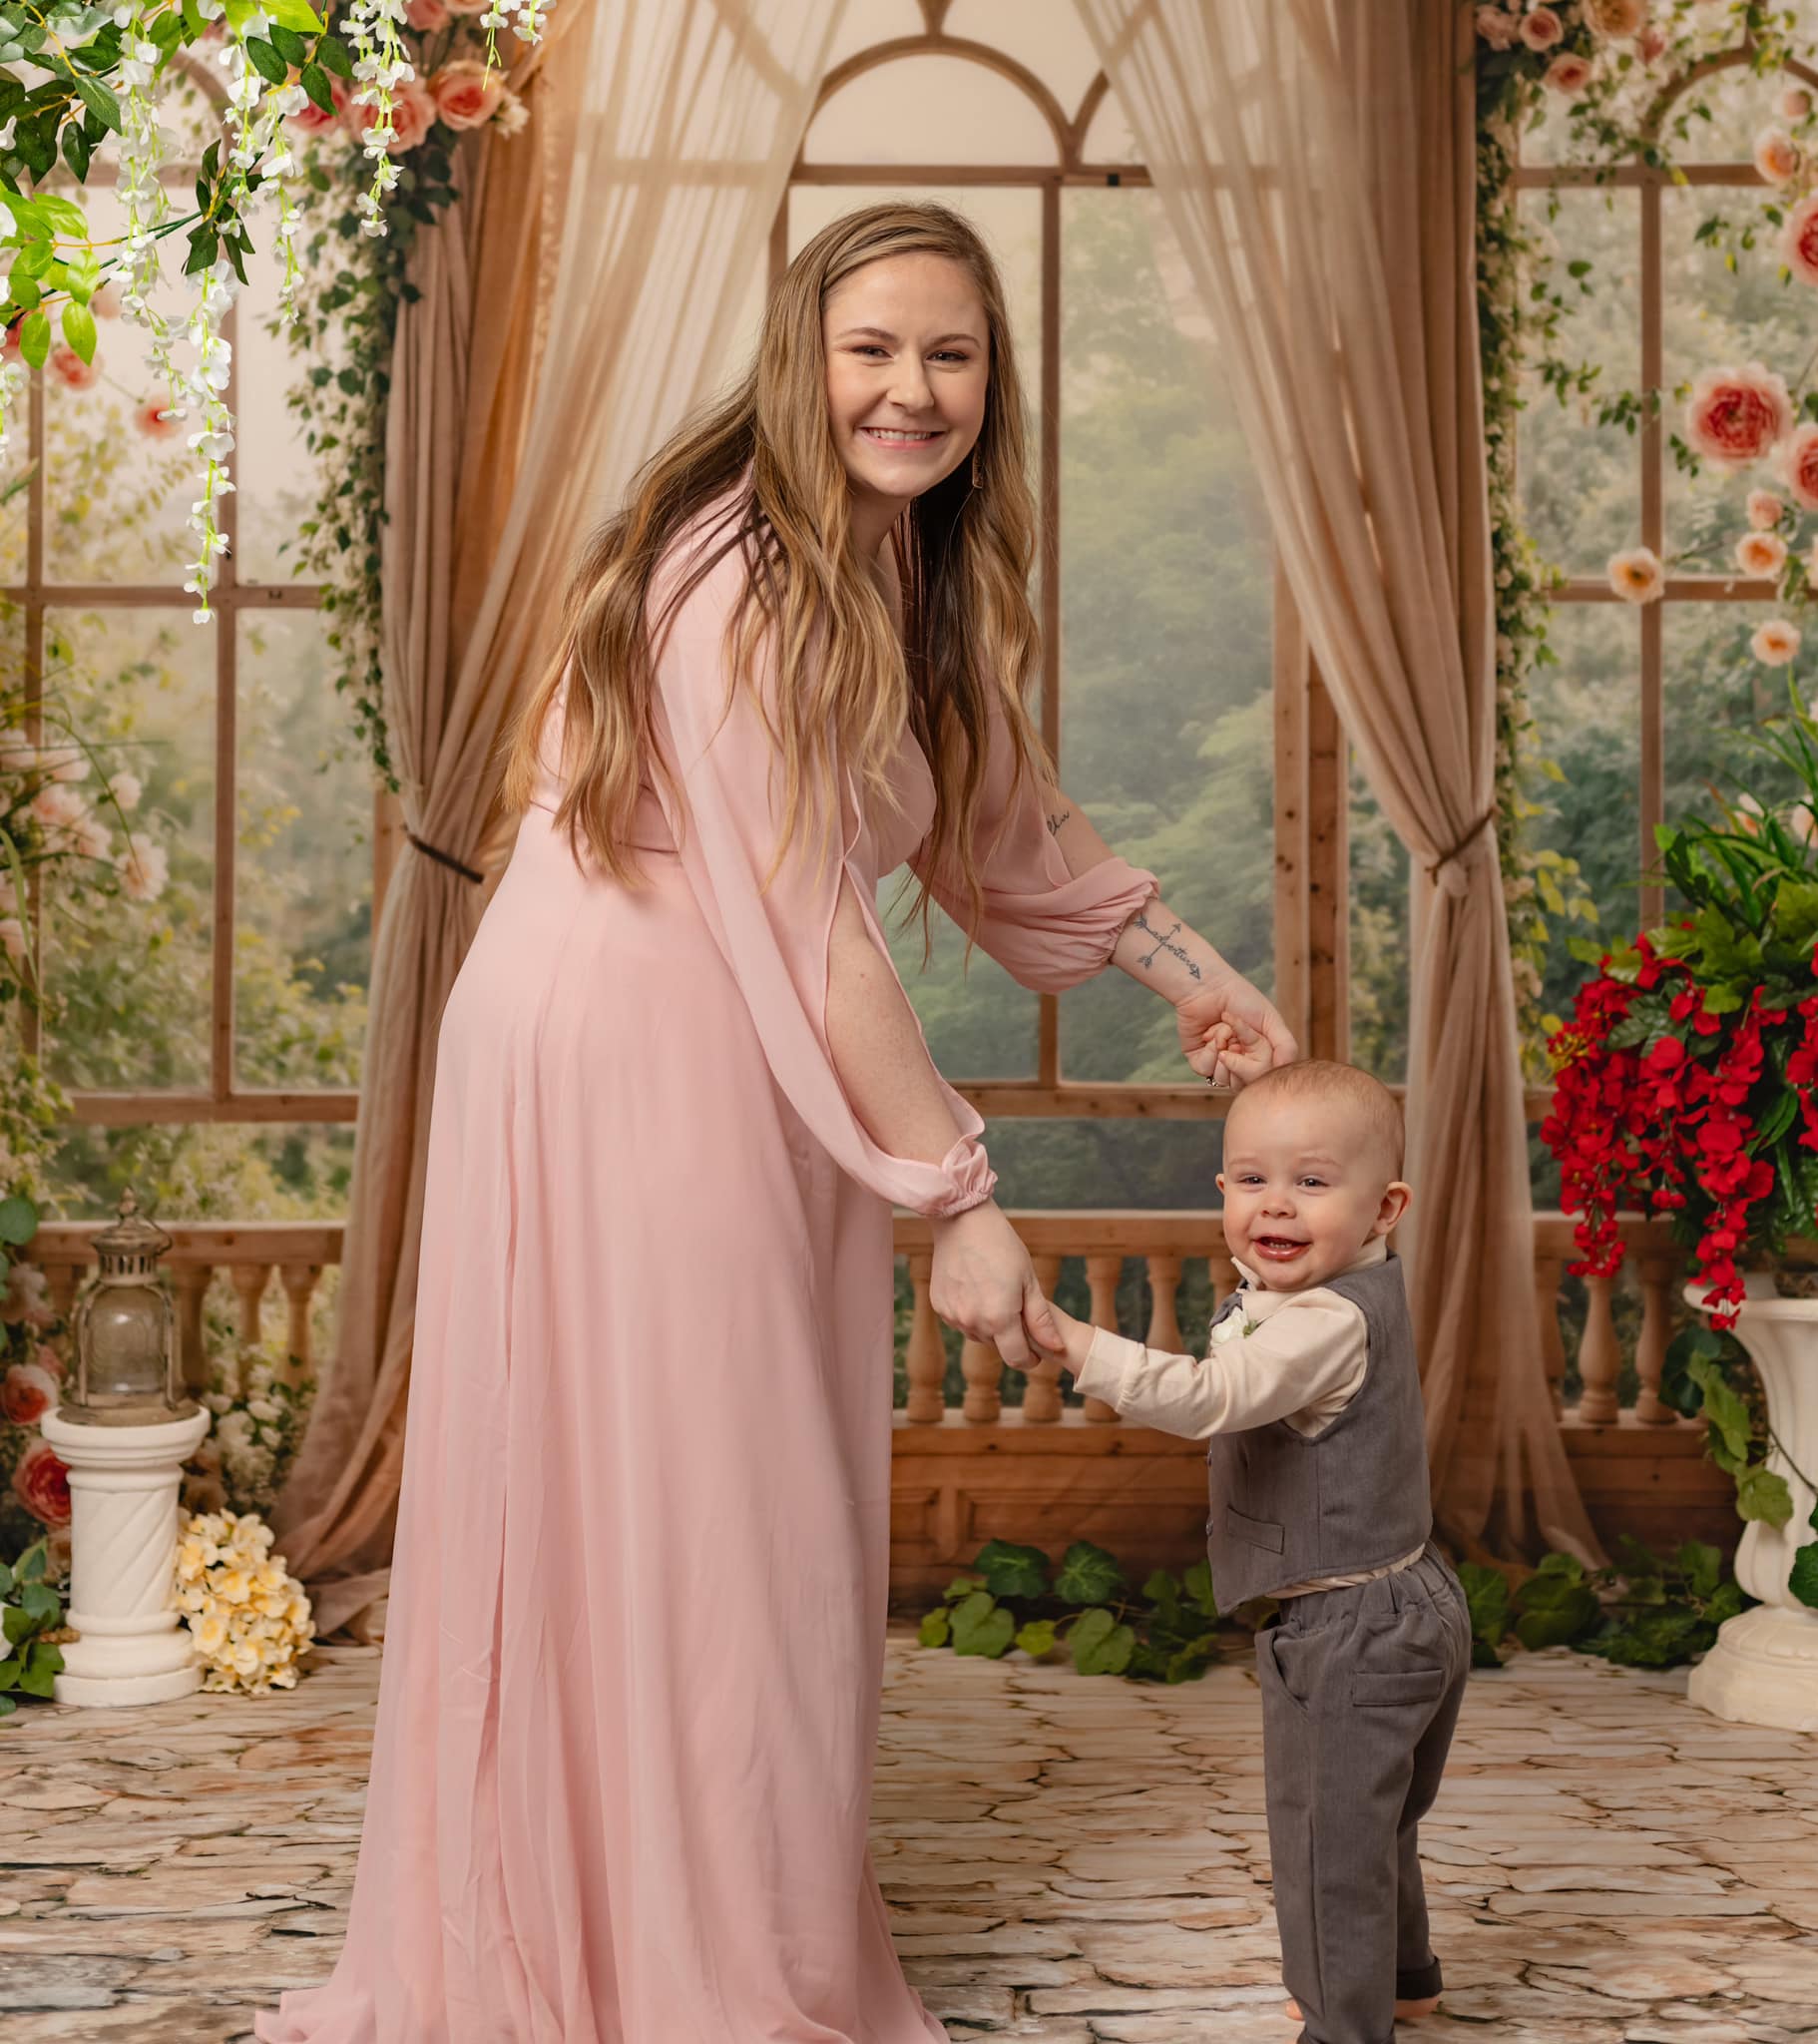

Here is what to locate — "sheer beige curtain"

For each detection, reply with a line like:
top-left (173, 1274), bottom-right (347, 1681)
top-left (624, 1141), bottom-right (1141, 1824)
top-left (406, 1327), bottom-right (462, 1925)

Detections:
top-left (1077, 0), bottom-right (1597, 1561)
top-left (278, 0), bottom-right (845, 1631)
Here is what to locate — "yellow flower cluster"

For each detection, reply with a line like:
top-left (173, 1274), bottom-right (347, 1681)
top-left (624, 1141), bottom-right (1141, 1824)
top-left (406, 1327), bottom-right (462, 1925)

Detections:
top-left (174, 1509), bottom-right (314, 1695)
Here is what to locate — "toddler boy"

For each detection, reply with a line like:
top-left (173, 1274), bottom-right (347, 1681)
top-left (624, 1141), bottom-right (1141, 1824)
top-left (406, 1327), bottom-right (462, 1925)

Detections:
top-left (1035, 1059), bottom-right (1470, 2044)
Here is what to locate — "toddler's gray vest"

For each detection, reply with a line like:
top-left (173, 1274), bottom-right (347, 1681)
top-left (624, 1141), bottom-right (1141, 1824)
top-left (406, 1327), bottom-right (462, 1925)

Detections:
top-left (1204, 1254), bottom-right (1432, 1608)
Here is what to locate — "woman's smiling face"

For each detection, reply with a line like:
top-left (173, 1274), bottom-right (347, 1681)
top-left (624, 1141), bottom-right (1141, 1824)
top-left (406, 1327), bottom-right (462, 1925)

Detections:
top-left (823, 252), bottom-right (989, 542)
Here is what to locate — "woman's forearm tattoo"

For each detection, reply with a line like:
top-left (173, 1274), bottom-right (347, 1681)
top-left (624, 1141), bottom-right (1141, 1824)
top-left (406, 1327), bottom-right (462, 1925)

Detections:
top-left (1132, 909), bottom-right (1202, 982)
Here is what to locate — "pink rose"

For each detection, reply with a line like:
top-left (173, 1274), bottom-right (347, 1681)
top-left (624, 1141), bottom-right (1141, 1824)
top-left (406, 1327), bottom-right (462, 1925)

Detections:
top-left (1636, 24), bottom-right (1666, 62)
top-left (1544, 52), bottom-right (1595, 95)
top-left (1606, 546), bottom-right (1664, 604)
top-left (34, 1342), bottom-right (64, 1383)
top-left (1684, 362), bottom-right (1793, 467)
top-left (1520, 6), bottom-right (1565, 51)
top-left (1753, 619), bottom-right (1802, 668)
top-left (406, 0), bottom-right (449, 25)
top-left (30, 781), bottom-right (86, 833)
top-left (1782, 86), bottom-right (1814, 122)
top-left (12, 1436), bottom-right (70, 1529)
top-left (1754, 127), bottom-right (1801, 186)
top-left (1735, 530), bottom-right (1787, 577)
top-left (428, 60), bottom-right (502, 131)
top-left (1, 318), bottom-right (21, 364)
top-left (1, 1360), bottom-right (57, 1426)
top-left (1784, 194), bottom-right (1818, 288)
top-left (48, 344), bottom-right (98, 389)
top-left (91, 281), bottom-right (122, 319)
top-left (1476, 6), bottom-right (1519, 48)
top-left (291, 73), bottom-right (350, 134)
top-left (1778, 422), bottom-right (1818, 511)
top-left (1747, 488), bottom-right (1784, 529)
top-left (442, 0), bottom-right (491, 14)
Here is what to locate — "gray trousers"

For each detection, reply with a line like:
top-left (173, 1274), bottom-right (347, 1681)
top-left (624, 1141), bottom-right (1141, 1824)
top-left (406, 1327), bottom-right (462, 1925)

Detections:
top-left (1253, 1544), bottom-right (1471, 2044)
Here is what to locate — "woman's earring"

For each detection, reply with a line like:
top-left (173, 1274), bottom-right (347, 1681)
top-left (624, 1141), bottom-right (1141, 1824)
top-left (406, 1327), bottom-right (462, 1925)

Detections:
top-left (971, 446), bottom-right (983, 490)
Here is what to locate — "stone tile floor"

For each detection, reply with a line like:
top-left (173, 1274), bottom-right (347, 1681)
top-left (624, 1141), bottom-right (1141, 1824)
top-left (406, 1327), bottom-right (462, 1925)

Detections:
top-left (1, 1627), bottom-right (1816, 2040)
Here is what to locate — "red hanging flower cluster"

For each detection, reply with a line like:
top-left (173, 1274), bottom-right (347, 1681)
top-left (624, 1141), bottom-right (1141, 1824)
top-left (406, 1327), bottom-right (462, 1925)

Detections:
top-left (1544, 938), bottom-right (1818, 1329)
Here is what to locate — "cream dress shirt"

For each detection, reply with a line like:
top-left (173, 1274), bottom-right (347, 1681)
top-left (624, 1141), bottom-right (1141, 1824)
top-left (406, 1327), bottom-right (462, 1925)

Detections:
top-left (1072, 1236), bottom-right (1425, 1597)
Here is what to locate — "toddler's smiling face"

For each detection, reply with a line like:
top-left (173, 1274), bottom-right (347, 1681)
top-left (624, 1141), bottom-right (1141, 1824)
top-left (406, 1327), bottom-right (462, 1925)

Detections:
top-left (1217, 1091), bottom-right (1409, 1292)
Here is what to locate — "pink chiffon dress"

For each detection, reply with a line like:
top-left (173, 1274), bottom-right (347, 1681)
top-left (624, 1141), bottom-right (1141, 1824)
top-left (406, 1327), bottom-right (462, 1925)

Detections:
top-left (255, 509), bottom-right (1156, 2044)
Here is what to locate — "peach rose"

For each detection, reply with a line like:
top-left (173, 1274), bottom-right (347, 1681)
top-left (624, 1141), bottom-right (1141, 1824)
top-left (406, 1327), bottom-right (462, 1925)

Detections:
top-left (1754, 127), bottom-right (1801, 186)
top-left (48, 345), bottom-right (97, 390)
top-left (288, 93), bottom-right (341, 136)
top-left (428, 60), bottom-right (502, 131)
top-left (1753, 619), bottom-right (1802, 667)
top-left (120, 833), bottom-right (169, 904)
top-left (406, 0), bottom-right (449, 24)
top-left (1778, 422), bottom-right (1818, 511)
top-left (90, 281), bottom-right (122, 319)
top-left (1785, 193), bottom-right (1818, 288)
top-left (30, 781), bottom-right (86, 832)
top-left (1684, 362), bottom-right (1793, 466)
top-left (1607, 546), bottom-right (1664, 603)
top-left (1, 1360), bottom-right (57, 1426)
top-left (1476, 6), bottom-right (1519, 48)
top-left (1544, 52), bottom-right (1595, 95)
top-left (34, 1342), bottom-right (64, 1382)
top-left (1520, 6), bottom-right (1566, 52)
top-left (135, 395), bottom-right (181, 439)
top-left (1782, 86), bottom-right (1814, 122)
top-left (12, 1436), bottom-right (70, 1528)
top-left (1585, 0), bottom-right (1645, 35)
top-left (350, 79), bottom-right (436, 153)
top-left (108, 770), bottom-right (143, 813)
top-left (1637, 24), bottom-right (1667, 61)
top-left (1747, 488), bottom-right (1784, 529)
top-left (1736, 530), bottom-right (1787, 577)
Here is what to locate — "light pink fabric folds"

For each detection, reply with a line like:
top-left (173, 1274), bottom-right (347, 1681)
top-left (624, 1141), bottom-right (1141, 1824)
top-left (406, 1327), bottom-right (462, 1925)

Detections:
top-left (255, 510), bottom-right (1155, 2044)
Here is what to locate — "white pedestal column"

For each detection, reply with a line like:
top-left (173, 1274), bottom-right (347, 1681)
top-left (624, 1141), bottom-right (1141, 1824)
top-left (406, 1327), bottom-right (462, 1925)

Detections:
top-left (39, 1405), bottom-right (211, 1709)
top-left (1687, 1278), bottom-right (1818, 1734)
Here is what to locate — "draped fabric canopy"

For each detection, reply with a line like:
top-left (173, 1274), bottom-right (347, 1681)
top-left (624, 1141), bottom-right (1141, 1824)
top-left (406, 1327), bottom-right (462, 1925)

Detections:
top-left (1077, 0), bottom-right (1598, 1561)
top-left (276, 0), bottom-right (846, 1631)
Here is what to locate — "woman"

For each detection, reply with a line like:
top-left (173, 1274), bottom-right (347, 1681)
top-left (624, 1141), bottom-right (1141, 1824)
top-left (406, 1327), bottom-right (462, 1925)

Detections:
top-left (258, 203), bottom-right (1293, 2044)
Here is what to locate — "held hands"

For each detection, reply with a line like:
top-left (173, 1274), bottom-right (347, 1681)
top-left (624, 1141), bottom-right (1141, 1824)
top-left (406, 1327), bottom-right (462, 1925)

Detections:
top-left (928, 1200), bottom-right (1061, 1368)
top-left (1174, 969), bottom-right (1298, 1089)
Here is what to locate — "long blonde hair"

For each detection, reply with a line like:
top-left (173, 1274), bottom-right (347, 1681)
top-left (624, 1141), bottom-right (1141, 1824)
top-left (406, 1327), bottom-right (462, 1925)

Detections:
top-left (501, 201), bottom-right (1047, 936)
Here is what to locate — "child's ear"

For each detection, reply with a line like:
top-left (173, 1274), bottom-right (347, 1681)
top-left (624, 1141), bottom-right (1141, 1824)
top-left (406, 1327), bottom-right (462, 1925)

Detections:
top-left (1215, 1172), bottom-right (1226, 1196)
top-left (1375, 1181), bottom-right (1412, 1237)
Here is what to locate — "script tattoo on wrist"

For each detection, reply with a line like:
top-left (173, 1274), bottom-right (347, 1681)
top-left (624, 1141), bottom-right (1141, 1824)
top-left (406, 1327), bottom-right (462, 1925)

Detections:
top-left (1045, 807), bottom-right (1072, 836)
top-left (1133, 909), bottom-right (1202, 982)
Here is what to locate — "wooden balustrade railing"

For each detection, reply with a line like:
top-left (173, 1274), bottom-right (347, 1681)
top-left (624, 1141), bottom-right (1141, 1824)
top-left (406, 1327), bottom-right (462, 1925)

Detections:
top-left (27, 1222), bottom-right (346, 1395)
top-left (897, 1209), bottom-right (1687, 1428)
top-left (22, 1209), bottom-right (1680, 1425)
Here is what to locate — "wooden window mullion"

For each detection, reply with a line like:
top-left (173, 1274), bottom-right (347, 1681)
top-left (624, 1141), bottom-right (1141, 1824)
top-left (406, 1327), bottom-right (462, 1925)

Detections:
top-left (1639, 169), bottom-right (1664, 934)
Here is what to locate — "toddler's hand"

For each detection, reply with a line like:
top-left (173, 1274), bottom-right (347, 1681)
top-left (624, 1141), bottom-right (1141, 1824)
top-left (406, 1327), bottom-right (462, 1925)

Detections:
top-left (1026, 1299), bottom-right (1097, 1376)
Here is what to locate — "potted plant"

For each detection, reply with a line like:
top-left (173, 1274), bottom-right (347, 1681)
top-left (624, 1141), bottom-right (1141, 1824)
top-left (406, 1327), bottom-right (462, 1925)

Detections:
top-left (1543, 687), bottom-right (1818, 1731)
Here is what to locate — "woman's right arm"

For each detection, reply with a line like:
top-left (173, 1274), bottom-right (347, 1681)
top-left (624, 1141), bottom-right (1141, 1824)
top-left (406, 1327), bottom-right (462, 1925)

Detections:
top-left (825, 882), bottom-right (1058, 1365)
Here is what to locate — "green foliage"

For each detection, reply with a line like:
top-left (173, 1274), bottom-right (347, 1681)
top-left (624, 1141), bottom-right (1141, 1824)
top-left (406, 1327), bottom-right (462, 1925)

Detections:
top-left (916, 1540), bottom-right (1220, 1686)
top-left (1456, 1561), bottom-right (1514, 1668)
top-left (0, 1540), bottom-right (65, 1719)
top-left (1465, 1539), bottom-right (1750, 1673)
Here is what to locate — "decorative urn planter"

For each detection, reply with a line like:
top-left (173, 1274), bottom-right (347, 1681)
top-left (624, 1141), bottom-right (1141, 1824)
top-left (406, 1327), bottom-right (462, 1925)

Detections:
top-left (1687, 1273), bottom-right (1818, 1734)
top-left (40, 1192), bottom-right (210, 1708)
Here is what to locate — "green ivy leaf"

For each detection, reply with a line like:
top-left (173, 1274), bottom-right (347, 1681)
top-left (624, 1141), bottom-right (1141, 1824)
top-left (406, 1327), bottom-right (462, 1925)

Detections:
top-left (0, 1562), bottom-right (13, 1600)
top-left (2, 1603), bottom-right (33, 1647)
top-left (1687, 1355), bottom-right (1754, 1474)
top-left (1181, 1558), bottom-right (1218, 1621)
top-left (1014, 1619), bottom-right (1057, 1659)
top-left (951, 1594), bottom-right (1014, 1661)
top-left (0, 1693), bottom-right (14, 1717)
top-left (1054, 1540), bottom-right (1125, 1608)
top-left (941, 1574), bottom-right (986, 1604)
top-left (18, 1640), bottom-right (61, 1696)
top-left (916, 1608), bottom-right (950, 1649)
top-left (1735, 1466), bottom-right (1794, 1528)
top-left (972, 1540), bottom-right (1050, 1603)
top-left (18, 1581), bottom-right (57, 1626)
top-left (1069, 1606), bottom-right (1136, 1678)
top-left (1788, 1541), bottom-right (1818, 1611)
top-left (1457, 1562), bottom-right (1512, 1650)
top-left (0, 1192), bottom-right (36, 1246)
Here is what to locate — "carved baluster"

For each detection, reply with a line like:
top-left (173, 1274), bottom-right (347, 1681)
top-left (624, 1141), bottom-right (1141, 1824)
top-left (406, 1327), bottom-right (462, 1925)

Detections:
top-left (279, 1264), bottom-right (322, 1387)
top-left (1577, 1271), bottom-right (1621, 1425)
top-left (1083, 1253), bottom-right (1123, 1423)
top-left (1534, 1252), bottom-right (1567, 1418)
top-left (1634, 1253), bottom-right (1674, 1424)
top-left (960, 1334), bottom-right (1002, 1424)
top-left (904, 1252), bottom-right (946, 1424)
top-left (228, 1265), bottom-right (272, 1399)
top-left (1145, 1254), bottom-right (1183, 1356)
top-left (172, 1265), bottom-right (213, 1398)
top-left (1022, 1252), bottom-right (1065, 1423)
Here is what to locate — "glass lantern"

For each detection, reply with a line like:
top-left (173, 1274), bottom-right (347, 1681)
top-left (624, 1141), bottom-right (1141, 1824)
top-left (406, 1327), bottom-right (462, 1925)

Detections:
top-left (67, 1190), bottom-right (198, 1425)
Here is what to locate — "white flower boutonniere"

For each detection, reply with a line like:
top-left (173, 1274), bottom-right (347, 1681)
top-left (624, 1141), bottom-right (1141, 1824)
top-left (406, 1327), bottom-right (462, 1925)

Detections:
top-left (1209, 1314), bottom-right (1259, 1346)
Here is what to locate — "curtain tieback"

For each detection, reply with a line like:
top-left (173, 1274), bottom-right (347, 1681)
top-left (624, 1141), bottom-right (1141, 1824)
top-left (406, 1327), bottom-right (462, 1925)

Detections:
top-left (1424, 811), bottom-right (1497, 899)
top-left (405, 830), bottom-right (485, 886)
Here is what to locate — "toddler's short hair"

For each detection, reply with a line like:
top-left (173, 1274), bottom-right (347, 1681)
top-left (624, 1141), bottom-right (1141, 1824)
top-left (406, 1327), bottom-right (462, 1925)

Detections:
top-left (1225, 1059), bottom-right (1405, 1180)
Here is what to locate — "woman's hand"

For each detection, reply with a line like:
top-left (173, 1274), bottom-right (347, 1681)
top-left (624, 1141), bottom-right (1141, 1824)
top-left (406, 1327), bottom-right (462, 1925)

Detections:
top-left (1174, 969), bottom-right (1298, 1088)
top-left (929, 1201), bottom-right (1060, 1367)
